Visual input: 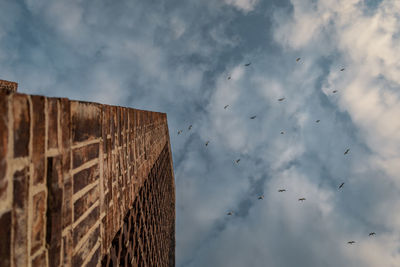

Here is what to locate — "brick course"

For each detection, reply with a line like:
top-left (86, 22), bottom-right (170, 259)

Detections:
top-left (0, 80), bottom-right (175, 266)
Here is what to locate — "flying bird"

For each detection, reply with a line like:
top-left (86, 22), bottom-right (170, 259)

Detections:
top-left (344, 148), bottom-right (350, 155)
top-left (235, 159), bottom-right (240, 164)
top-left (177, 130), bottom-right (183, 135)
top-left (227, 211), bottom-right (234, 216)
top-left (339, 182), bottom-right (345, 189)
top-left (224, 105), bottom-right (229, 109)
top-left (250, 116), bottom-right (257, 119)
top-left (347, 241), bottom-right (356, 244)
top-left (188, 125), bottom-right (192, 130)
top-left (296, 57), bottom-right (301, 62)
top-left (340, 68), bottom-right (345, 71)
top-left (369, 232), bottom-right (376, 236)
top-left (278, 98), bottom-right (285, 101)
top-left (205, 141), bottom-right (210, 146)
top-left (278, 189), bottom-right (286, 192)
top-left (280, 131), bottom-right (284, 134)
top-left (332, 90), bottom-right (338, 93)
top-left (316, 120), bottom-right (320, 123)
top-left (244, 62), bottom-right (251, 66)
top-left (228, 76), bottom-right (231, 80)
top-left (258, 195), bottom-right (264, 200)
top-left (298, 198), bottom-right (306, 202)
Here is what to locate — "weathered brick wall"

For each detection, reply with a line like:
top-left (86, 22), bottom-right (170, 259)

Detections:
top-left (0, 84), bottom-right (175, 266)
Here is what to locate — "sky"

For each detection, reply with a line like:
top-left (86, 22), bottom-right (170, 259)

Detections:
top-left (1, 0), bottom-right (400, 266)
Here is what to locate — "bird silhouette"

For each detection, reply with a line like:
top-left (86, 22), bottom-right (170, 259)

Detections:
top-left (316, 120), bottom-right (320, 123)
top-left (278, 189), bottom-right (286, 192)
top-left (298, 198), bottom-right (306, 202)
top-left (244, 62), bottom-right (251, 66)
top-left (205, 141), bottom-right (209, 146)
top-left (296, 57), bottom-right (301, 62)
top-left (339, 182), bottom-right (345, 189)
top-left (278, 98), bottom-right (285, 101)
top-left (228, 76), bottom-right (231, 80)
top-left (332, 90), bottom-right (338, 93)
top-left (344, 148), bottom-right (350, 155)
top-left (258, 195), bottom-right (264, 200)
top-left (224, 105), bottom-right (229, 109)
top-left (235, 159), bottom-right (240, 164)
top-left (250, 116), bottom-right (257, 119)
top-left (369, 232), bottom-right (376, 236)
top-left (227, 211), bottom-right (234, 216)
top-left (177, 130), bottom-right (183, 135)
top-left (340, 68), bottom-right (345, 71)
top-left (280, 131), bottom-right (284, 134)
top-left (347, 241), bottom-right (355, 244)
top-left (188, 125), bottom-right (192, 130)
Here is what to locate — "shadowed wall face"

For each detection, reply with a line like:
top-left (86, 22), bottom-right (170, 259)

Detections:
top-left (0, 84), bottom-right (175, 267)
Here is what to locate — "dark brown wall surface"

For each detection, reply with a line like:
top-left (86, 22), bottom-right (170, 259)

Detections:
top-left (0, 86), bottom-right (175, 266)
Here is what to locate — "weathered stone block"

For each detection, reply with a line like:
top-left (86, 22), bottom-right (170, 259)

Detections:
top-left (71, 101), bottom-right (101, 143)
top-left (31, 95), bottom-right (45, 185)
top-left (47, 98), bottom-right (58, 150)
top-left (31, 249), bottom-right (46, 267)
top-left (13, 94), bottom-right (30, 158)
top-left (0, 79), bottom-right (17, 93)
top-left (12, 167), bottom-right (29, 267)
top-left (73, 205), bottom-right (99, 246)
top-left (72, 142), bottom-right (99, 169)
top-left (31, 190), bottom-right (46, 254)
top-left (74, 184), bottom-right (99, 222)
top-left (73, 164), bottom-right (99, 194)
top-left (0, 210), bottom-right (11, 267)
top-left (72, 225), bottom-right (99, 266)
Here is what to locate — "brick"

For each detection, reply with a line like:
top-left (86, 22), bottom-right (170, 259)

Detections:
top-left (47, 98), bottom-right (58, 149)
top-left (74, 185), bottom-right (99, 222)
top-left (62, 176), bottom-right (72, 229)
top-left (13, 94), bottom-right (30, 157)
top-left (0, 210), bottom-right (11, 267)
top-left (31, 95), bottom-right (45, 185)
top-left (86, 245), bottom-right (100, 267)
top-left (71, 101), bottom-right (101, 143)
top-left (0, 92), bottom-right (8, 200)
top-left (72, 225), bottom-right (99, 266)
top-left (73, 164), bottom-right (99, 194)
top-left (73, 205), bottom-right (99, 246)
top-left (12, 167), bottom-right (29, 267)
top-left (0, 79), bottom-right (17, 93)
top-left (31, 249), bottom-right (46, 267)
top-left (31, 190), bottom-right (46, 254)
top-left (46, 156), bottom-right (63, 267)
top-left (72, 142), bottom-right (99, 169)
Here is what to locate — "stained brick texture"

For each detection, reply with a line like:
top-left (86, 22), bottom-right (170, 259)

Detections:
top-left (0, 88), bottom-right (175, 266)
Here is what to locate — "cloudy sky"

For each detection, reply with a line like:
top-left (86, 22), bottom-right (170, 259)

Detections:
top-left (1, 0), bottom-right (400, 266)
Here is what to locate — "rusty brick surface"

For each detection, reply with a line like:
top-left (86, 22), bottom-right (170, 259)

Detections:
top-left (13, 94), bottom-right (30, 158)
top-left (12, 167), bottom-right (29, 267)
top-left (74, 185), bottom-right (99, 222)
top-left (31, 190), bottom-right (46, 254)
top-left (71, 101), bottom-right (102, 143)
top-left (0, 79), bottom-right (17, 93)
top-left (73, 164), bottom-right (99, 194)
top-left (31, 95), bottom-right (45, 185)
top-left (47, 98), bottom-right (59, 150)
top-left (0, 210), bottom-right (11, 267)
top-left (46, 156), bottom-right (63, 267)
top-left (72, 142), bottom-right (99, 169)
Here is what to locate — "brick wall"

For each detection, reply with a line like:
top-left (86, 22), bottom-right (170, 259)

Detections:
top-left (0, 84), bottom-right (175, 266)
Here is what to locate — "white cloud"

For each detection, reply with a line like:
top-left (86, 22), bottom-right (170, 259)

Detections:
top-left (224, 0), bottom-right (259, 12)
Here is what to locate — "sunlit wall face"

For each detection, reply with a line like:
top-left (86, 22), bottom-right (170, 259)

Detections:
top-left (1, 0), bottom-right (399, 266)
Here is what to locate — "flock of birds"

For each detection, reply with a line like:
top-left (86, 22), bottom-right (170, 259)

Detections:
top-left (176, 58), bottom-right (376, 245)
